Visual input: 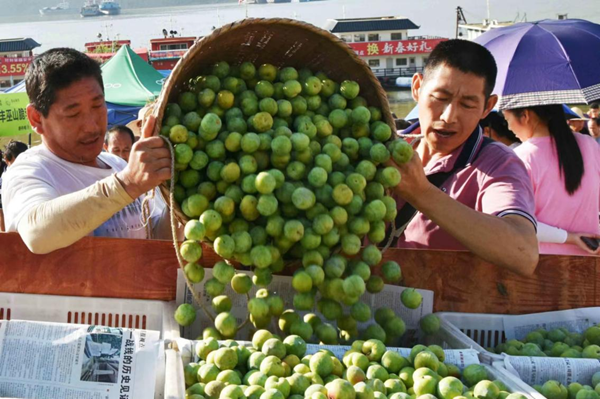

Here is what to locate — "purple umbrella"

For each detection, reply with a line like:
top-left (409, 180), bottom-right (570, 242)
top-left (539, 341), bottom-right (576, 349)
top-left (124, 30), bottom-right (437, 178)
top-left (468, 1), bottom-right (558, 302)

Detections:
top-left (475, 19), bottom-right (600, 110)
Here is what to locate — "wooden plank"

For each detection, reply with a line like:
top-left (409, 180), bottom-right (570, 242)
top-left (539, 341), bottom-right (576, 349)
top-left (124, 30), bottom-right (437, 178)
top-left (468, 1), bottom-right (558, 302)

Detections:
top-left (0, 233), bottom-right (179, 301)
top-left (0, 232), bottom-right (597, 314)
top-left (380, 249), bottom-right (597, 314)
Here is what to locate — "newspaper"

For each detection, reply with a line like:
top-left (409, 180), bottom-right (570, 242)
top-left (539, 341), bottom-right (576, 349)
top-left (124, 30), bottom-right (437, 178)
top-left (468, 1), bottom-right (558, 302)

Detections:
top-left (0, 320), bottom-right (161, 399)
top-left (502, 308), bottom-right (600, 341)
top-left (176, 269), bottom-right (434, 342)
top-left (503, 356), bottom-right (600, 386)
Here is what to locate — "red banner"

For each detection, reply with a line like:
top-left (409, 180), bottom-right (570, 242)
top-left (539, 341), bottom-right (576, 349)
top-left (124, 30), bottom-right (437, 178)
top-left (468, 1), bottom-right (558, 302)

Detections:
top-left (348, 39), bottom-right (447, 57)
top-left (149, 50), bottom-right (187, 60)
top-left (0, 57), bottom-right (33, 77)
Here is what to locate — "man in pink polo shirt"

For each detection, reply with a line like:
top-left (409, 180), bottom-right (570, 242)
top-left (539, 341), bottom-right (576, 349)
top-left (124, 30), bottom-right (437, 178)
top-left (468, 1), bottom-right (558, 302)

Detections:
top-left (388, 39), bottom-right (539, 275)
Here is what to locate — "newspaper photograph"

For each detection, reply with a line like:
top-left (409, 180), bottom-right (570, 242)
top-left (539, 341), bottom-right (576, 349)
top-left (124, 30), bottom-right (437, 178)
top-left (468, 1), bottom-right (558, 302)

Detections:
top-left (0, 320), bottom-right (161, 399)
top-left (176, 269), bottom-right (434, 342)
top-left (503, 355), bottom-right (600, 386)
top-left (502, 308), bottom-right (600, 341)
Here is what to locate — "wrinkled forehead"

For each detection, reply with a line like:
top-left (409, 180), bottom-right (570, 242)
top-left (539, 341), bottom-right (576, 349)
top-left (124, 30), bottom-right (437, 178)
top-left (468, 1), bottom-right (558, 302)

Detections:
top-left (52, 77), bottom-right (105, 112)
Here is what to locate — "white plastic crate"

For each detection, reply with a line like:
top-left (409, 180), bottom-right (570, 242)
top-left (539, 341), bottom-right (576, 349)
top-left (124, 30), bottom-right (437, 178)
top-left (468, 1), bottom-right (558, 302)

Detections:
top-left (488, 362), bottom-right (545, 399)
top-left (0, 292), bottom-right (180, 399)
top-left (431, 312), bottom-right (505, 363)
top-left (434, 309), bottom-right (600, 364)
top-left (0, 292), bottom-right (178, 333)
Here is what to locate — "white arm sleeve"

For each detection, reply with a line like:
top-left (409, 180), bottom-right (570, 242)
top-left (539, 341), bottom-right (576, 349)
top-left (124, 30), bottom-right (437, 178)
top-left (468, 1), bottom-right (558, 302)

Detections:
top-left (536, 222), bottom-right (568, 244)
top-left (17, 175), bottom-right (134, 254)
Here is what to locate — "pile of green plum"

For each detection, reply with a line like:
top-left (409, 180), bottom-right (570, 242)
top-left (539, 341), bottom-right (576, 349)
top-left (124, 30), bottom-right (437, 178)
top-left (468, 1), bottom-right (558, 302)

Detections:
top-left (182, 328), bottom-right (528, 399)
top-left (494, 325), bottom-right (600, 359)
top-left (167, 59), bottom-right (415, 341)
top-left (533, 374), bottom-right (600, 399)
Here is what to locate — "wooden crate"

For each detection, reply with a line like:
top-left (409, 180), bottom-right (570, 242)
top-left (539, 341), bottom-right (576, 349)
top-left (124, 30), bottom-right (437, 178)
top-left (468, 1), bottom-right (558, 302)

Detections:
top-left (0, 232), bottom-right (597, 314)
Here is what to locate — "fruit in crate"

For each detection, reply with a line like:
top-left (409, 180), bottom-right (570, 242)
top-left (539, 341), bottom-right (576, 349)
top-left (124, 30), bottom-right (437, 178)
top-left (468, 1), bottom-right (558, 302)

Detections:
top-left (534, 374), bottom-right (600, 399)
top-left (493, 325), bottom-right (600, 359)
top-left (166, 60), bottom-right (421, 341)
top-left (183, 329), bottom-right (531, 399)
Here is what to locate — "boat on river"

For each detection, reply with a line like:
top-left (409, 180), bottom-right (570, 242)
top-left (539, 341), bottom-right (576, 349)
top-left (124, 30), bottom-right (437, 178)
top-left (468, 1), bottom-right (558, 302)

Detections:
top-left (80, 1), bottom-right (102, 17)
top-left (39, 1), bottom-right (74, 15)
top-left (99, 0), bottom-right (121, 15)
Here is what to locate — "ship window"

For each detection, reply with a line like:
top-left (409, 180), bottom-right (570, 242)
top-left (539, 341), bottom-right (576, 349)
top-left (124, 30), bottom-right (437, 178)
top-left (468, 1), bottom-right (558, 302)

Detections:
top-left (368, 59), bottom-right (380, 67)
top-left (340, 34), bottom-right (352, 42)
top-left (391, 32), bottom-right (403, 40)
top-left (353, 34), bottom-right (366, 42)
top-left (368, 34), bottom-right (379, 41)
top-left (159, 44), bottom-right (188, 50)
top-left (396, 58), bottom-right (407, 66)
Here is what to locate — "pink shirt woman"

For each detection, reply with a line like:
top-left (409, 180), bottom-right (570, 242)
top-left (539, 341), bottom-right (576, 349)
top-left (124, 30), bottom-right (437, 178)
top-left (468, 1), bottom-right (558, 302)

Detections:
top-left (504, 104), bottom-right (600, 256)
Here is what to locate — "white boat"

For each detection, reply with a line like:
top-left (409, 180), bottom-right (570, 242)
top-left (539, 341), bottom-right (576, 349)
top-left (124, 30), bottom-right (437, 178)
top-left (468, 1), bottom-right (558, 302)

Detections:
top-left (395, 77), bottom-right (412, 89)
top-left (39, 1), bottom-right (73, 15)
top-left (81, 1), bottom-right (102, 17)
top-left (99, 0), bottom-right (121, 15)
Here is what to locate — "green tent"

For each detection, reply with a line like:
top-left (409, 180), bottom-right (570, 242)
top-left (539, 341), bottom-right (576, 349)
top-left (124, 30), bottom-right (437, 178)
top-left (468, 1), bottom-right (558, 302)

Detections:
top-left (101, 45), bottom-right (164, 107)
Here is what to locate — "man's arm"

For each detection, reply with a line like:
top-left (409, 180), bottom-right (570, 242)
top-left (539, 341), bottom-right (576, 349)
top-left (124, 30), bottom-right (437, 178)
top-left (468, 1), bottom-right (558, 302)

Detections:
top-left (388, 153), bottom-right (539, 276)
top-left (17, 175), bottom-right (134, 254)
top-left (15, 116), bottom-right (171, 253)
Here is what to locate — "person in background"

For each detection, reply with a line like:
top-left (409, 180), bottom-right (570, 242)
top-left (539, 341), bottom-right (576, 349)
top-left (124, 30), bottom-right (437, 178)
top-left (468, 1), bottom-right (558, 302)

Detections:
top-left (104, 125), bottom-right (135, 162)
top-left (0, 151), bottom-right (5, 176)
top-left (503, 104), bottom-right (600, 255)
top-left (567, 107), bottom-right (590, 135)
top-left (588, 117), bottom-right (600, 144)
top-left (481, 111), bottom-right (520, 149)
top-left (587, 102), bottom-right (599, 119)
top-left (0, 140), bottom-right (28, 232)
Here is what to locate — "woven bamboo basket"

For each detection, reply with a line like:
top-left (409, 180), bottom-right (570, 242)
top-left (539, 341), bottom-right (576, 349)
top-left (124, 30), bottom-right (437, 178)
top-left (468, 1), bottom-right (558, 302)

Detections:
top-left (153, 17), bottom-right (396, 224)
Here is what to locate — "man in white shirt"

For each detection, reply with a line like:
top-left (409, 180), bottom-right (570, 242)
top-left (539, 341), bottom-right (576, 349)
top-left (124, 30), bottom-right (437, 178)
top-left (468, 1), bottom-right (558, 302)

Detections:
top-left (1, 48), bottom-right (172, 254)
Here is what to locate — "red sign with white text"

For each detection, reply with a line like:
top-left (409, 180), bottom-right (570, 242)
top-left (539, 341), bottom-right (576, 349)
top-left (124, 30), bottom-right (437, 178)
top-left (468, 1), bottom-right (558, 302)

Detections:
top-left (0, 57), bottom-right (33, 77)
top-left (348, 39), bottom-right (447, 57)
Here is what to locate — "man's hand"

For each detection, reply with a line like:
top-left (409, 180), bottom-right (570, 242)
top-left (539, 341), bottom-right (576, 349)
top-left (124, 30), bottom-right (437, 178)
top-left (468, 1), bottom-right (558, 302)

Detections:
top-left (386, 151), bottom-right (433, 206)
top-left (116, 115), bottom-right (171, 199)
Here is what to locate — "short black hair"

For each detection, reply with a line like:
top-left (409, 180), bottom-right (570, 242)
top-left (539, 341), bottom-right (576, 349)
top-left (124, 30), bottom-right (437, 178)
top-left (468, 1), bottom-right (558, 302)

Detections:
top-left (482, 112), bottom-right (519, 143)
top-left (3, 140), bottom-right (28, 162)
top-left (25, 48), bottom-right (104, 117)
top-left (105, 125), bottom-right (135, 146)
top-left (423, 39), bottom-right (498, 98)
top-left (590, 102), bottom-right (600, 110)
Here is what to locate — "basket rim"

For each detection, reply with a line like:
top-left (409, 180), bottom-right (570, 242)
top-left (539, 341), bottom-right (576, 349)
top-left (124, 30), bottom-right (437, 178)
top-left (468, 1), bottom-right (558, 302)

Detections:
top-left (152, 17), bottom-right (395, 135)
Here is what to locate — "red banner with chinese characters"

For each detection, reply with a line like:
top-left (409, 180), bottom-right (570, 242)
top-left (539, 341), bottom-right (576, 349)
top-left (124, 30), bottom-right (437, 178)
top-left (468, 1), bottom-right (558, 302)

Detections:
top-left (149, 50), bottom-right (187, 60)
top-left (348, 39), bottom-right (447, 57)
top-left (0, 56), bottom-right (33, 77)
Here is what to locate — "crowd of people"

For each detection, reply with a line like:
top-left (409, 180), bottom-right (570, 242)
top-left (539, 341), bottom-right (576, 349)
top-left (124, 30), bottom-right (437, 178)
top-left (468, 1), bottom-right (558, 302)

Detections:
top-left (0, 41), bottom-right (597, 273)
